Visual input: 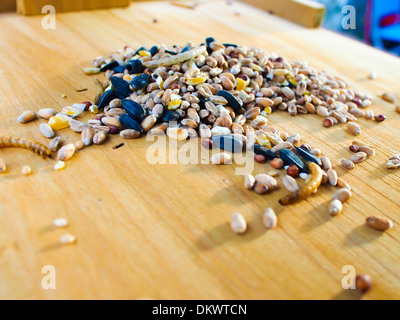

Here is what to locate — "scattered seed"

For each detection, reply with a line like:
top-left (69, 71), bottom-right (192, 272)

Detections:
top-left (374, 114), bottom-right (386, 122)
top-left (263, 208), bottom-right (277, 229)
top-left (349, 145), bottom-right (359, 153)
top-left (21, 165), bottom-right (32, 176)
top-left (93, 132), bottom-right (107, 145)
top-left (49, 137), bottom-right (61, 153)
top-left (327, 169), bottom-right (338, 186)
top-left (81, 127), bottom-right (95, 146)
top-left (368, 71), bottom-right (377, 80)
top-left (17, 110), bottom-right (36, 123)
top-left (57, 144), bottom-right (76, 161)
top-left (255, 174), bottom-right (278, 190)
top-left (282, 175), bottom-right (299, 193)
top-left (254, 154), bottom-right (266, 163)
top-left (54, 218), bottom-right (68, 228)
top-left (347, 122), bottom-right (361, 136)
top-left (337, 178), bottom-right (351, 190)
top-left (231, 212), bottom-right (247, 234)
top-left (329, 199), bottom-right (343, 216)
top-left (332, 188), bottom-right (352, 203)
top-left (359, 145), bottom-right (375, 156)
top-left (75, 140), bottom-right (85, 150)
top-left (321, 156), bottom-right (332, 171)
top-left (271, 158), bottom-right (284, 169)
top-left (54, 161), bottom-right (66, 171)
top-left (39, 123), bottom-right (55, 139)
top-left (350, 152), bottom-right (367, 164)
top-left (396, 105), bottom-right (400, 113)
top-left (286, 164), bottom-right (299, 178)
top-left (253, 182), bottom-right (269, 195)
top-left (299, 172), bottom-right (308, 180)
top-left (381, 92), bottom-right (396, 103)
top-left (38, 108), bottom-right (57, 120)
top-left (60, 233), bottom-right (77, 245)
top-left (340, 158), bottom-right (355, 170)
top-left (244, 174), bottom-right (255, 190)
top-left (0, 158), bottom-right (6, 173)
top-left (356, 274), bottom-right (372, 294)
top-left (268, 170), bottom-right (279, 177)
top-left (366, 216), bottom-right (393, 231)
top-left (211, 152), bottom-right (232, 165)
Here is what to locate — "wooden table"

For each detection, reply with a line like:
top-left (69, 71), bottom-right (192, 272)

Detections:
top-left (0, 1), bottom-right (399, 300)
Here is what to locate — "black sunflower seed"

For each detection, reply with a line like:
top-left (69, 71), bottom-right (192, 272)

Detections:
top-left (294, 146), bottom-right (322, 166)
top-left (217, 90), bottom-right (243, 112)
top-left (254, 145), bottom-right (277, 160)
top-left (100, 61), bottom-right (119, 72)
top-left (121, 99), bottom-right (146, 121)
top-left (130, 74), bottom-right (150, 90)
top-left (120, 114), bottom-right (143, 133)
top-left (279, 149), bottom-right (308, 173)
top-left (126, 59), bottom-right (145, 74)
top-left (98, 90), bottom-right (117, 109)
top-left (111, 76), bottom-right (131, 98)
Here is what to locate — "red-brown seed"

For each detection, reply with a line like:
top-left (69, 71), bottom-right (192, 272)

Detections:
top-left (287, 164), bottom-right (299, 178)
top-left (254, 154), bottom-right (266, 163)
top-left (349, 145), bottom-right (360, 153)
top-left (82, 101), bottom-right (92, 110)
top-left (271, 158), bottom-right (284, 169)
top-left (201, 139), bottom-right (212, 149)
top-left (356, 274), bottom-right (372, 294)
top-left (323, 118), bottom-right (334, 128)
top-left (374, 114), bottom-right (386, 122)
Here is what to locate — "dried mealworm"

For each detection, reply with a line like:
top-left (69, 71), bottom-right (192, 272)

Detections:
top-left (142, 46), bottom-right (207, 68)
top-left (0, 136), bottom-right (51, 158)
top-left (94, 78), bottom-right (105, 106)
top-left (279, 162), bottom-right (323, 206)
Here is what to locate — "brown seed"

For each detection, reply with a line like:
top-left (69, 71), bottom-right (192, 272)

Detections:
top-left (356, 274), bottom-right (372, 294)
top-left (263, 208), bottom-right (277, 229)
top-left (270, 158), bottom-right (284, 169)
top-left (102, 116), bottom-right (121, 128)
top-left (81, 127), bottom-right (95, 146)
top-left (253, 182), bottom-right (269, 195)
top-left (337, 178), bottom-right (351, 190)
top-left (141, 115), bottom-right (157, 132)
top-left (75, 140), bottom-right (84, 150)
top-left (120, 129), bottom-right (140, 139)
top-left (323, 118), bottom-right (334, 128)
top-left (332, 188), bottom-right (352, 203)
top-left (349, 145), bottom-right (360, 153)
top-left (57, 144), bottom-right (76, 161)
top-left (17, 110), bottom-right (36, 123)
top-left (287, 165), bottom-right (299, 178)
top-left (254, 154), bottom-right (266, 163)
top-left (366, 216), bottom-right (393, 231)
top-left (244, 174), bottom-right (255, 190)
top-left (93, 132), bottom-right (107, 145)
top-left (340, 158), bottom-right (355, 170)
top-left (39, 123), bottom-right (55, 139)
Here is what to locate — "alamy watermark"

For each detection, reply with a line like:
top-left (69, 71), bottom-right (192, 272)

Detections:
top-left (341, 265), bottom-right (356, 290)
top-left (41, 265), bottom-right (56, 290)
top-left (42, 5), bottom-right (56, 30)
top-left (342, 5), bottom-right (356, 30)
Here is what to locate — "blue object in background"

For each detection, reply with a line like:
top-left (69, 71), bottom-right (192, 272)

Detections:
top-left (314, 0), bottom-right (400, 56)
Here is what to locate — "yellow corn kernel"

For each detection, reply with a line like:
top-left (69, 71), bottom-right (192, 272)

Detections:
top-left (288, 78), bottom-right (298, 86)
top-left (61, 106), bottom-right (82, 118)
top-left (48, 114), bottom-right (71, 131)
top-left (256, 135), bottom-right (272, 149)
top-left (89, 105), bottom-right (99, 114)
top-left (156, 76), bottom-right (164, 89)
top-left (303, 90), bottom-right (311, 96)
top-left (250, 63), bottom-right (264, 72)
top-left (168, 99), bottom-right (182, 110)
top-left (264, 106), bottom-right (272, 114)
top-left (54, 161), bottom-right (66, 171)
top-left (139, 50), bottom-right (151, 57)
top-left (186, 77), bottom-right (206, 86)
top-left (235, 78), bottom-right (247, 91)
top-left (123, 74), bottom-right (133, 81)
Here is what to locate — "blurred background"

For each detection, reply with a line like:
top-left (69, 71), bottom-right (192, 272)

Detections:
top-left (315, 0), bottom-right (400, 55)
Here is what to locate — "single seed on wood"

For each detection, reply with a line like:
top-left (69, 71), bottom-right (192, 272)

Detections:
top-left (253, 182), bottom-right (269, 195)
top-left (263, 208), bottom-right (277, 229)
top-left (57, 144), bottom-right (76, 161)
top-left (38, 108), bottom-right (57, 120)
top-left (17, 110), bottom-right (36, 123)
top-left (75, 141), bottom-right (84, 150)
top-left (244, 174), bottom-right (255, 190)
top-left (327, 169), bottom-right (338, 186)
top-left (340, 158), bottom-right (355, 170)
top-left (49, 137), bottom-right (61, 152)
top-left (282, 175), bottom-right (299, 193)
top-left (332, 188), bottom-right (352, 203)
top-left (366, 216), bottom-right (393, 231)
top-left (211, 152), bottom-right (232, 165)
top-left (69, 119), bottom-right (87, 133)
top-left (350, 152), bottom-right (367, 164)
top-left (54, 218), bottom-right (69, 228)
top-left (381, 92), bottom-right (396, 103)
top-left (359, 145), bottom-right (375, 156)
top-left (368, 71), bottom-right (377, 80)
top-left (356, 274), bottom-right (372, 294)
top-left (255, 174), bottom-right (278, 190)
top-left (347, 122), bottom-right (361, 136)
top-left (0, 158), bottom-right (6, 173)
top-left (337, 178), bottom-right (351, 190)
top-left (329, 199), bottom-right (343, 216)
top-left (60, 233), bottom-right (77, 245)
top-left (39, 123), bottom-right (55, 139)
top-left (120, 129), bottom-right (140, 139)
top-left (21, 165), bottom-right (32, 176)
top-left (231, 212), bottom-right (247, 234)
top-left (54, 161), bottom-right (66, 171)
top-left (81, 127), bottom-right (95, 146)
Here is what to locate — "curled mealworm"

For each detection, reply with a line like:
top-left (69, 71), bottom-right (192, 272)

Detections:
top-left (279, 162), bottom-right (323, 206)
top-left (0, 136), bottom-right (51, 158)
top-left (142, 46), bottom-right (207, 68)
top-left (94, 78), bottom-right (105, 106)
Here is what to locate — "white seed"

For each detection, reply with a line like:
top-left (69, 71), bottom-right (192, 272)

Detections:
top-left (17, 110), bottom-right (36, 123)
top-left (60, 233), bottom-right (77, 245)
top-left (311, 148), bottom-right (321, 156)
top-left (359, 146), bottom-right (375, 157)
top-left (57, 144), bottom-right (76, 161)
top-left (321, 156), bottom-right (332, 171)
top-left (271, 142), bottom-right (292, 153)
top-left (299, 173), bottom-right (308, 180)
top-left (199, 124), bottom-right (212, 139)
top-left (231, 212), bottom-right (247, 234)
top-left (49, 137), bottom-right (61, 152)
top-left (327, 169), bottom-right (338, 186)
top-left (263, 208), bottom-right (277, 229)
top-left (368, 71), bottom-right (377, 80)
top-left (54, 218), bottom-right (69, 228)
top-left (381, 92), bottom-right (396, 103)
top-left (332, 188), bottom-right (352, 203)
top-left (211, 152), bottom-right (232, 165)
top-left (255, 174), bottom-right (278, 190)
top-left (282, 175), bottom-right (299, 193)
top-left (340, 158), bottom-right (355, 170)
top-left (39, 123), bottom-right (55, 139)
top-left (21, 165), bottom-right (32, 176)
top-left (93, 132), bottom-right (107, 145)
top-left (244, 174), bottom-right (255, 190)
top-left (38, 108), bottom-right (57, 120)
top-left (347, 122), bottom-right (361, 136)
top-left (350, 152), bottom-right (367, 164)
top-left (54, 161), bottom-right (66, 171)
top-left (329, 199), bottom-right (343, 216)
top-left (211, 126), bottom-right (231, 136)
top-left (69, 119), bottom-right (87, 133)
top-left (81, 127), bottom-right (95, 146)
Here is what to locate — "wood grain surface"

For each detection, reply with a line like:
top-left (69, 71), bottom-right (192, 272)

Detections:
top-left (0, 0), bottom-right (399, 300)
